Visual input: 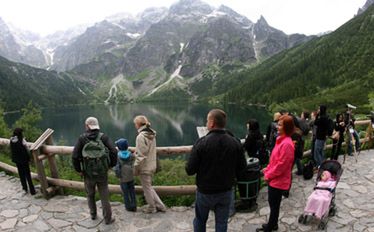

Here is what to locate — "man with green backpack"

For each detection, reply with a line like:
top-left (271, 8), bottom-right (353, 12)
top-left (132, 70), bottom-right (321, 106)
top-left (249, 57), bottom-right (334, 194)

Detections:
top-left (73, 117), bottom-right (117, 225)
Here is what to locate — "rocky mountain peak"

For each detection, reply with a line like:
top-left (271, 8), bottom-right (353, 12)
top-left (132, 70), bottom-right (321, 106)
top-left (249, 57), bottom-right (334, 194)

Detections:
top-left (357, 0), bottom-right (374, 15)
top-left (138, 7), bottom-right (168, 22)
top-left (217, 5), bottom-right (253, 26)
top-left (169, 0), bottom-right (214, 16)
top-left (256, 15), bottom-right (269, 27)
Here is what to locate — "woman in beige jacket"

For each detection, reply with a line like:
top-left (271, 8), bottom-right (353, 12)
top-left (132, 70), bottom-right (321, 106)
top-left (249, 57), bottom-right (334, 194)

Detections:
top-left (133, 115), bottom-right (166, 213)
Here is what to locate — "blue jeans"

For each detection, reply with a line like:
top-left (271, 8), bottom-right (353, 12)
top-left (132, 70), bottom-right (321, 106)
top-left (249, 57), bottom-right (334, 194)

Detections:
top-left (193, 190), bottom-right (232, 232)
top-left (314, 139), bottom-right (326, 167)
top-left (348, 130), bottom-right (360, 155)
top-left (120, 181), bottom-right (136, 210)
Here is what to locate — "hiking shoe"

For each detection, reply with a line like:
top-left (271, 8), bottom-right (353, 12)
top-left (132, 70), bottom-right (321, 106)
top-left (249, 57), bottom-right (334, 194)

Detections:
top-left (142, 207), bottom-right (157, 214)
top-left (157, 206), bottom-right (167, 213)
top-left (105, 218), bottom-right (115, 225)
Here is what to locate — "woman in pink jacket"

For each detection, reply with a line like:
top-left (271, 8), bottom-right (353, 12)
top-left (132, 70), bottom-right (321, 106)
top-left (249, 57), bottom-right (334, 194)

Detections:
top-left (256, 115), bottom-right (295, 232)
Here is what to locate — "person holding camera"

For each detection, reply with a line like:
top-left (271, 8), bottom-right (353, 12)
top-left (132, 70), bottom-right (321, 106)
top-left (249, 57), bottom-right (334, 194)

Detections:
top-left (344, 104), bottom-right (360, 156)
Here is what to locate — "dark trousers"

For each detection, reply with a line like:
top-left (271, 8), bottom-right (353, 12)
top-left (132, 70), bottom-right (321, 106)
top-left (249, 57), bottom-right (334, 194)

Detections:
top-left (84, 175), bottom-right (112, 223)
top-left (193, 190), bottom-right (232, 232)
top-left (331, 136), bottom-right (344, 160)
top-left (267, 185), bottom-right (284, 230)
top-left (120, 181), bottom-right (137, 210)
top-left (16, 162), bottom-right (35, 194)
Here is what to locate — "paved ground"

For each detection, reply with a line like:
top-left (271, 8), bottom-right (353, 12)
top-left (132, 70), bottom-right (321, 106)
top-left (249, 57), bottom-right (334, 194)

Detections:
top-left (1, 150), bottom-right (374, 231)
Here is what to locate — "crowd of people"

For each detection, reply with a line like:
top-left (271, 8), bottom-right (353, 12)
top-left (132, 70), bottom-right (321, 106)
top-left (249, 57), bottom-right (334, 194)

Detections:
top-left (8, 104), bottom-right (363, 231)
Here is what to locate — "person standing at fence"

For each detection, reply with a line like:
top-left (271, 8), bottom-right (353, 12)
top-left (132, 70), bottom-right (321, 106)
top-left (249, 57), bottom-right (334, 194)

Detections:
top-left (313, 105), bottom-right (330, 167)
top-left (331, 113), bottom-right (345, 160)
top-left (133, 115), bottom-right (166, 214)
top-left (256, 115), bottom-right (295, 232)
top-left (10, 128), bottom-right (36, 195)
top-left (186, 109), bottom-right (247, 232)
top-left (113, 138), bottom-right (137, 212)
top-left (72, 117), bottom-right (117, 225)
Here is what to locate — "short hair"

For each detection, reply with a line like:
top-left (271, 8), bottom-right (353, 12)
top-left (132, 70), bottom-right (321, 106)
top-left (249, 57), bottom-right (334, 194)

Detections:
top-left (273, 112), bottom-right (281, 121)
top-left (302, 111), bottom-right (310, 119)
top-left (279, 115), bottom-right (295, 136)
top-left (208, 109), bottom-right (226, 128)
top-left (133, 115), bottom-right (150, 127)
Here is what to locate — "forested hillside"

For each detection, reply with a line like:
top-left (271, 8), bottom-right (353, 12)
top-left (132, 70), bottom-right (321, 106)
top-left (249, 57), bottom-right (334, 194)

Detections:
top-left (0, 56), bottom-right (93, 111)
top-left (221, 5), bottom-right (374, 113)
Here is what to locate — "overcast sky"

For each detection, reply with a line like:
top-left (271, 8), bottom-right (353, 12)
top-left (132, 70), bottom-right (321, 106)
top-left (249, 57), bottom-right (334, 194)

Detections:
top-left (0, 0), bottom-right (367, 36)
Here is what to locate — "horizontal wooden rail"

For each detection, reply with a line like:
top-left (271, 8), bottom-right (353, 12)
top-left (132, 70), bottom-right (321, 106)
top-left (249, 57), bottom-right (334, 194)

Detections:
top-left (0, 161), bottom-right (196, 195)
top-left (0, 119), bottom-right (371, 197)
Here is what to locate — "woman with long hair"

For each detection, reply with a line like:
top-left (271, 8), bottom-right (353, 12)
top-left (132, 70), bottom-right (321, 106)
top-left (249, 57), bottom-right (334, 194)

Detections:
top-left (133, 115), bottom-right (166, 213)
top-left (256, 115), bottom-right (295, 232)
top-left (10, 128), bottom-right (36, 195)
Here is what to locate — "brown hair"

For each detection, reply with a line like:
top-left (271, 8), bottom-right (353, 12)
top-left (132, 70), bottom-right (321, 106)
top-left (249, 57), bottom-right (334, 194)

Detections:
top-left (279, 115), bottom-right (295, 136)
top-left (133, 115), bottom-right (151, 127)
top-left (208, 109), bottom-right (226, 128)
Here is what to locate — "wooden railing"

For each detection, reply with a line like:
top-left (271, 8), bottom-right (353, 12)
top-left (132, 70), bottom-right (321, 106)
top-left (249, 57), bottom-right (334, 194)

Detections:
top-left (0, 119), bottom-right (373, 199)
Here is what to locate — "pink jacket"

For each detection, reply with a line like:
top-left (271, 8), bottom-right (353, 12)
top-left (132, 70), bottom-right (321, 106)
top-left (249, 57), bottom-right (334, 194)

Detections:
top-left (264, 135), bottom-right (295, 190)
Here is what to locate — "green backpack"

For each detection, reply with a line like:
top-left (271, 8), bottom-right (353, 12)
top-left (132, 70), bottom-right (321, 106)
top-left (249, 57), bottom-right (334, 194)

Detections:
top-left (82, 133), bottom-right (110, 178)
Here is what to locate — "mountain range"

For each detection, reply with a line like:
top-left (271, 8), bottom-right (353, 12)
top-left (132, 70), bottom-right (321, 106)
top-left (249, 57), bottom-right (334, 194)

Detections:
top-left (221, 4), bottom-right (374, 113)
top-left (0, 0), bottom-right (314, 108)
top-left (0, 0), bottom-right (373, 112)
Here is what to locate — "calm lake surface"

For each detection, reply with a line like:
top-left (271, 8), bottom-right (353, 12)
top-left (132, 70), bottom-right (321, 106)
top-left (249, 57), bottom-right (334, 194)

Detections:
top-left (5, 103), bottom-right (270, 147)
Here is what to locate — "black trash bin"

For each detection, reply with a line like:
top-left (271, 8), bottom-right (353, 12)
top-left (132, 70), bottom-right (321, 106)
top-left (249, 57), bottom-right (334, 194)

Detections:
top-left (236, 157), bottom-right (261, 212)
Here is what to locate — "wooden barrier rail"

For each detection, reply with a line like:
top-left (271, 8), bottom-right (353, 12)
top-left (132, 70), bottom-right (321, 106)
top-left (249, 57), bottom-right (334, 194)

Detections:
top-left (0, 119), bottom-right (372, 198)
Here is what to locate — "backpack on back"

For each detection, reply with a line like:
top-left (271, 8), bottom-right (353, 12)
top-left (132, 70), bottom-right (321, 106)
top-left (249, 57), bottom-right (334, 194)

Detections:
top-left (82, 133), bottom-right (110, 178)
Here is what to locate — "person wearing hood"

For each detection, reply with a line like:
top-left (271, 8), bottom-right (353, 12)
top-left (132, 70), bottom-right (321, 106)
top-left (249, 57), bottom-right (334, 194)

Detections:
top-left (114, 138), bottom-right (137, 212)
top-left (72, 117), bottom-right (117, 225)
top-left (9, 128), bottom-right (36, 195)
top-left (133, 115), bottom-right (166, 214)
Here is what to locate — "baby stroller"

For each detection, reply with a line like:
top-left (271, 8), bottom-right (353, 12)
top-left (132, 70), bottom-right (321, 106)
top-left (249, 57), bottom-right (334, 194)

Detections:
top-left (298, 160), bottom-right (343, 230)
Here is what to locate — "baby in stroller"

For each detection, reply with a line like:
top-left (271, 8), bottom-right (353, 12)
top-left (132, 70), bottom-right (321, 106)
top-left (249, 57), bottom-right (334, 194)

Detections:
top-left (299, 160), bottom-right (343, 230)
top-left (303, 170), bottom-right (336, 219)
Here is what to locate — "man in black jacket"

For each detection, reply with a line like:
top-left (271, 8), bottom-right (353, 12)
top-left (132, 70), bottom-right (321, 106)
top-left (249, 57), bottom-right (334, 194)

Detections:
top-left (72, 117), bottom-right (117, 225)
top-left (313, 105), bottom-right (330, 167)
top-left (186, 109), bottom-right (247, 232)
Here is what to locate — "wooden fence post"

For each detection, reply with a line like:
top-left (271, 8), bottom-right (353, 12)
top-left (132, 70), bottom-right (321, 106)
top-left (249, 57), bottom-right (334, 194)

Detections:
top-left (31, 149), bottom-right (49, 199)
top-left (30, 128), bottom-right (62, 199)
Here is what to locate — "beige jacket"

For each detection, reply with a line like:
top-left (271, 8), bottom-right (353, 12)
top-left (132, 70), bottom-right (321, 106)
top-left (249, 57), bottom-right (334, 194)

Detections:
top-left (134, 125), bottom-right (157, 175)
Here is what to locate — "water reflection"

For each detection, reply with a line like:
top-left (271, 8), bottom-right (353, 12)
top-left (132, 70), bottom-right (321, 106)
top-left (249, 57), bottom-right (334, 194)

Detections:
top-left (5, 103), bottom-right (271, 148)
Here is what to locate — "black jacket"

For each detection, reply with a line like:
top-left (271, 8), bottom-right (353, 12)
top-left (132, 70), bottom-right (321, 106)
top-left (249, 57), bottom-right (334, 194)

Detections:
top-left (72, 129), bottom-right (117, 173)
top-left (10, 136), bottom-right (30, 164)
top-left (314, 115), bottom-right (330, 140)
top-left (186, 129), bottom-right (247, 194)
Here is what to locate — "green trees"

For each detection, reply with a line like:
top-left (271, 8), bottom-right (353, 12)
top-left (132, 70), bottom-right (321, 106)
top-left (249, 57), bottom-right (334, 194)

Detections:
top-left (0, 102), bottom-right (42, 141)
top-left (219, 5), bottom-right (374, 113)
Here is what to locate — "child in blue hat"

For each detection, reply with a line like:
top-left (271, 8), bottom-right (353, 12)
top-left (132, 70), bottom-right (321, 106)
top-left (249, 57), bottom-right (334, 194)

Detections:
top-left (114, 138), bottom-right (137, 212)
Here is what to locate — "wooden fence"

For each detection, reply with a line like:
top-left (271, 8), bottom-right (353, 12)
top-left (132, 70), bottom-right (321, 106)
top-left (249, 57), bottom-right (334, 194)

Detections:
top-left (0, 119), bottom-right (372, 199)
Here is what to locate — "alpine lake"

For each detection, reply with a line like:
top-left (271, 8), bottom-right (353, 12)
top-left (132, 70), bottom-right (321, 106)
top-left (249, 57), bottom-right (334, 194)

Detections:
top-left (5, 102), bottom-right (271, 156)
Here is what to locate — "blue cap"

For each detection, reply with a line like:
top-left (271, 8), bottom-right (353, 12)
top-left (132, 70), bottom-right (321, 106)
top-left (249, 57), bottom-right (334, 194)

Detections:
top-left (115, 138), bottom-right (128, 151)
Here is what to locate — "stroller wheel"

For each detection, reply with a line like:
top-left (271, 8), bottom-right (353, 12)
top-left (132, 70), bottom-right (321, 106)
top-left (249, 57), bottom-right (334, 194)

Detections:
top-left (329, 208), bottom-right (336, 216)
top-left (298, 215), bottom-right (304, 223)
top-left (318, 221), bottom-right (326, 230)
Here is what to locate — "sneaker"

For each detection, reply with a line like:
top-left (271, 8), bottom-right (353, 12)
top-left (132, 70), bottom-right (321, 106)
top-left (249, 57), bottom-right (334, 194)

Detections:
top-left (105, 218), bottom-right (115, 225)
top-left (142, 207), bottom-right (157, 214)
